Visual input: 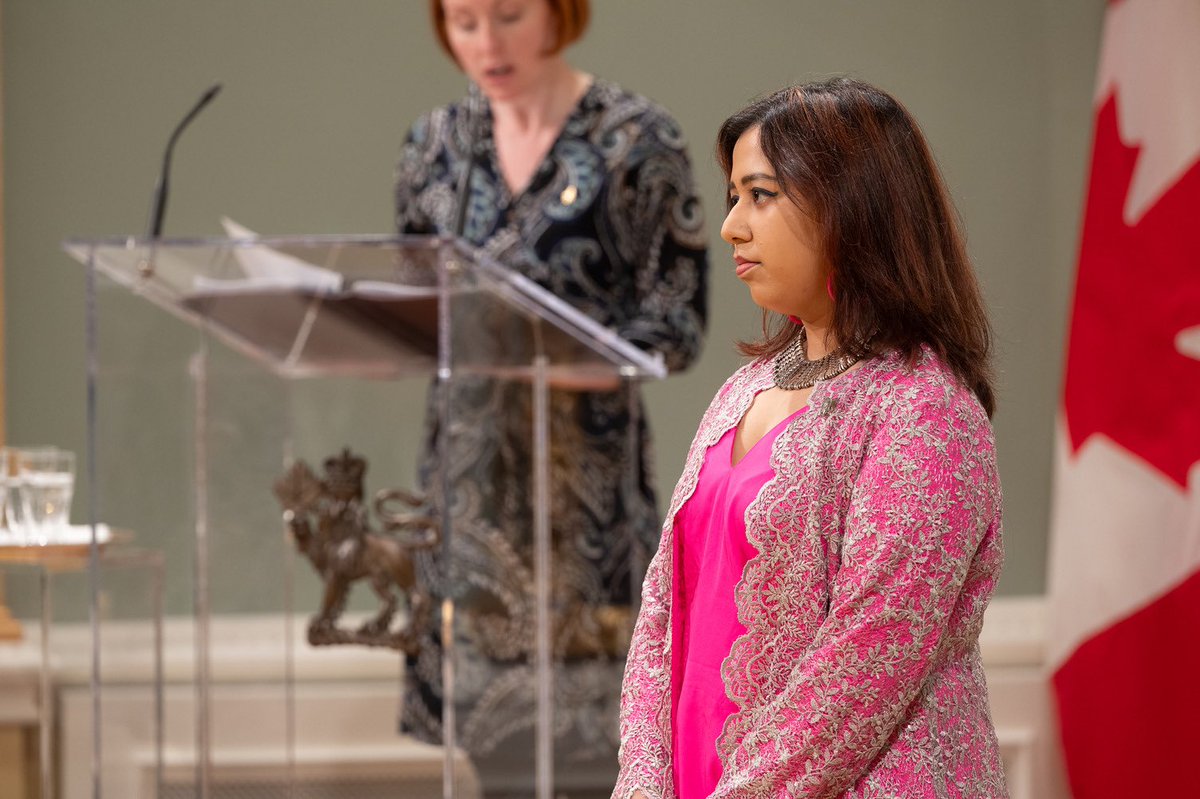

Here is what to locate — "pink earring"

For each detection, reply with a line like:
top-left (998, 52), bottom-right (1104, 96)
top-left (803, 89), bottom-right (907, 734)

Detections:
top-left (826, 273), bottom-right (836, 301)
top-left (787, 315), bottom-right (803, 326)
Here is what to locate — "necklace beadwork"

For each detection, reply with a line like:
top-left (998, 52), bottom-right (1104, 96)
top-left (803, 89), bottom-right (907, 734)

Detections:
top-left (773, 328), bottom-right (860, 390)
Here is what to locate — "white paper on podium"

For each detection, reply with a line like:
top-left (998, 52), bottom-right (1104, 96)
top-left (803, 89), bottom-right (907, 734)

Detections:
top-left (190, 218), bottom-right (344, 295)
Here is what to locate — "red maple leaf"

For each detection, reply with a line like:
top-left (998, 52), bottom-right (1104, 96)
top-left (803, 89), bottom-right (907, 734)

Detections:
top-left (1064, 95), bottom-right (1200, 489)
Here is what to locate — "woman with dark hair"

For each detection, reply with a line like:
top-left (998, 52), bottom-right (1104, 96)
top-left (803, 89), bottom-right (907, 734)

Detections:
top-left (394, 0), bottom-right (709, 782)
top-left (615, 77), bottom-right (1007, 798)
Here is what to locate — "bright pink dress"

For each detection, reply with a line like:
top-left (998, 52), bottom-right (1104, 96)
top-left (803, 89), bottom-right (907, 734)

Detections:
top-left (671, 406), bottom-right (806, 799)
top-left (615, 350), bottom-right (1008, 799)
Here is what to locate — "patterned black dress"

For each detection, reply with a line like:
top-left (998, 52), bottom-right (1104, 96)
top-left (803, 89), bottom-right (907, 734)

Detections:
top-left (393, 78), bottom-right (708, 776)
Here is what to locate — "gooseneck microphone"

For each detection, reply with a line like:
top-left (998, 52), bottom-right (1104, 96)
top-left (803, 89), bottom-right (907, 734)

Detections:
top-left (145, 83), bottom-right (222, 239)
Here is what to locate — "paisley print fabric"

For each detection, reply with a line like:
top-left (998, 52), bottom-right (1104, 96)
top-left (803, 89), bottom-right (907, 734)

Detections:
top-left (393, 79), bottom-right (708, 770)
top-left (615, 348), bottom-right (1008, 799)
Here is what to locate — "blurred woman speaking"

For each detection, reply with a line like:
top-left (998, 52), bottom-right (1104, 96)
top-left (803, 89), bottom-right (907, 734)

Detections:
top-left (394, 0), bottom-right (709, 780)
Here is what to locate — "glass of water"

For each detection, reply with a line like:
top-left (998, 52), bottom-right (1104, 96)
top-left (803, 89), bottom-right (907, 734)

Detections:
top-left (14, 447), bottom-right (76, 544)
top-left (0, 447), bottom-right (18, 538)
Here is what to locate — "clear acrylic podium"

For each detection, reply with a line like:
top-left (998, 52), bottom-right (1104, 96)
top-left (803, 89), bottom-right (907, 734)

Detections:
top-left (63, 234), bottom-right (666, 799)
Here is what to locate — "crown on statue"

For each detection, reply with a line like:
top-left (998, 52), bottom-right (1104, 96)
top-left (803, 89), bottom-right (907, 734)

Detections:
top-left (322, 448), bottom-right (366, 500)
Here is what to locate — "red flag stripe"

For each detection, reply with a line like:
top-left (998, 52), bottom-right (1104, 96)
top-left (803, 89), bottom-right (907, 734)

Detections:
top-left (1052, 570), bottom-right (1200, 798)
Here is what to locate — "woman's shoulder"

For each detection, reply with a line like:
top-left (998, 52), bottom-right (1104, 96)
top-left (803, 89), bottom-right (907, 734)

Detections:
top-left (850, 347), bottom-right (990, 427)
top-left (589, 79), bottom-right (678, 119)
top-left (586, 78), bottom-right (688, 148)
top-left (402, 98), bottom-right (469, 150)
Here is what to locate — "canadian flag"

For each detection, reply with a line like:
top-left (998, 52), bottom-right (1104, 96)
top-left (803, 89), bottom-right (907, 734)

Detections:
top-left (1047, 0), bottom-right (1200, 797)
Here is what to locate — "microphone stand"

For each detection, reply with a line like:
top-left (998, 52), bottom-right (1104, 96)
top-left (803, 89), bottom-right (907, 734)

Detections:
top-left (140, 83), bottom-right (222, 276)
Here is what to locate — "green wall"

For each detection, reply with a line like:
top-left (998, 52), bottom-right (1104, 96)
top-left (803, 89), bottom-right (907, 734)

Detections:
top-left (3, 0), bottom-right (1105, 607)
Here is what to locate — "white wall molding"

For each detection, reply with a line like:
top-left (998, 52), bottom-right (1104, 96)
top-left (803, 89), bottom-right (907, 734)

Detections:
top-left (1, 595), bottom-right (1071, 798)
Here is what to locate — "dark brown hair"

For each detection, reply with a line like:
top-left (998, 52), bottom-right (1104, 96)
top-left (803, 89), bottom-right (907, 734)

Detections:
top-left (717, 77), bottom-right (996, 416)
top-left (430, 0), bottom-right (590, 62)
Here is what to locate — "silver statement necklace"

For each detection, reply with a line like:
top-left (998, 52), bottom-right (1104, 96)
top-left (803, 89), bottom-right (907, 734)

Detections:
top-left (773, 328), bottom-right (861, 390)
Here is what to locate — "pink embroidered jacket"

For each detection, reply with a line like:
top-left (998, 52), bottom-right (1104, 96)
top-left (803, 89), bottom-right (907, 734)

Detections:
top-left (614, 348), bottom-right (1007, 799)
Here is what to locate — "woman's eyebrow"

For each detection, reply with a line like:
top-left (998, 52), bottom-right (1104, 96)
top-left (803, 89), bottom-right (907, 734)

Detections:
top-left (728, 173), bottom-right (779, 189)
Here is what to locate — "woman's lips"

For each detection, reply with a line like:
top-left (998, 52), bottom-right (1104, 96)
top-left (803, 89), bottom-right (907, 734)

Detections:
top-left (482, 65), bottom-right (514, 81)
top-left (734, 257), bottom-right (759, 278)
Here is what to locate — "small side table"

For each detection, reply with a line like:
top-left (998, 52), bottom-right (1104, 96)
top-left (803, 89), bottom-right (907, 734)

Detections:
top-left (0, 534), bottom-right (163, 799)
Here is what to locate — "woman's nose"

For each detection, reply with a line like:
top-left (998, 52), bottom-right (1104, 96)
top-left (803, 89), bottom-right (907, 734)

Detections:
top-left (478, 20), bottom-right (502, 54)
top-left (721, 204), bottom-right (747, 245)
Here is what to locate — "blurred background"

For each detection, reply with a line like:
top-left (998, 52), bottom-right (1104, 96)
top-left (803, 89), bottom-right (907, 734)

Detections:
top-left (2, 0), bottom-right (1106, 596)
top-left (1, 2), bottom-right (1118, 798)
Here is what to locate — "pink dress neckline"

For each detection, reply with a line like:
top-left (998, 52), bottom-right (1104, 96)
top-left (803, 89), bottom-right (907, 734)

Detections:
top-left (670, 405), bottom-right (806, 798)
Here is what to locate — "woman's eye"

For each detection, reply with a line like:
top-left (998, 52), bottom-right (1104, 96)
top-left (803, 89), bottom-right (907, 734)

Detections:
top-left (450, 16), bottom-right (477, 32)
top-left (750, 188), bottom-right (776, 203)
top-left (496, 2), bottom-right (523, 23)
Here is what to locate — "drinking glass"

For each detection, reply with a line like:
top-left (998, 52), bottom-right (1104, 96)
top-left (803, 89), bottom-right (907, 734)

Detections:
top-left (14, 447), bottom-right (76, 544)
top-left (0, 447), bottom-right (18, 537)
